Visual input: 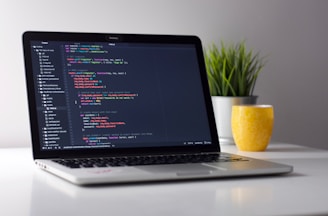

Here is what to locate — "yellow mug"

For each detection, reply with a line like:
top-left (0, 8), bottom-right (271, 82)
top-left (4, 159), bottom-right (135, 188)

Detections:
top-left (231, 105), bottom-right (274, 151)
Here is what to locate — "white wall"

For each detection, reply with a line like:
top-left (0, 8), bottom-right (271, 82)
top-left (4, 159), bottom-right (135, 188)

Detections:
top-left (1, 0), bottom-right (328, 149)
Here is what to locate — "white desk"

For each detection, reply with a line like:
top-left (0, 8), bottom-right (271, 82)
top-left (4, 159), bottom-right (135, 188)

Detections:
top-left (1, 143), bottom-right (328, 216)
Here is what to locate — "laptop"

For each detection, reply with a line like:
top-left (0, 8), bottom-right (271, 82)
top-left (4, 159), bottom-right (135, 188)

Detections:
top-left (22, 31), bottom-right (292, 185)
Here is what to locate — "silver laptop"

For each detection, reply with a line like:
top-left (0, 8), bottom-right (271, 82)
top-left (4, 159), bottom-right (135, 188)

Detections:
top-left (23, 31), bottom-right (292, 185)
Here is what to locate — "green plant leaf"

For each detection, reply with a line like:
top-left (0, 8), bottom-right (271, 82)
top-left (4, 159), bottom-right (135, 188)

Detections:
top-left (205, 41), bottom-right (266, 96)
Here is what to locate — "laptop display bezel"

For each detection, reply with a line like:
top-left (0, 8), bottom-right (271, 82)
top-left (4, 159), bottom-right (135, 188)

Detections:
top-left (23, 31), bottom-right (220, 159)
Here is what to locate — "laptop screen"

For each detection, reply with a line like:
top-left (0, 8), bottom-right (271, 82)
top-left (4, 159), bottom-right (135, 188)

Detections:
top-left (23, 32), bottom-right (219, 157)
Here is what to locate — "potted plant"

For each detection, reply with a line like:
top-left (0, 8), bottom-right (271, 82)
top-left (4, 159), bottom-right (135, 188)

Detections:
top-left (205, 41), bottom-right (266, 144)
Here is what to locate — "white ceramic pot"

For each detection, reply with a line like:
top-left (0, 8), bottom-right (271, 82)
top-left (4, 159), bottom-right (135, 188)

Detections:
top-left (212, 96), bottom-right (258, 144)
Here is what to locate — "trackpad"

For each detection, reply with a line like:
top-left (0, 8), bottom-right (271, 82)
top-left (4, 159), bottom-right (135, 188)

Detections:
top-left (138, 163), bottom-right (221, 175)
top-left (176, 170), bottom-right (211, 176)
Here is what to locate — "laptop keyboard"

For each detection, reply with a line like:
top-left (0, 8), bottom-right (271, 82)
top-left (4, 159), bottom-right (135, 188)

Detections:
top-left (53, 153), bottom-right (249, 169)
